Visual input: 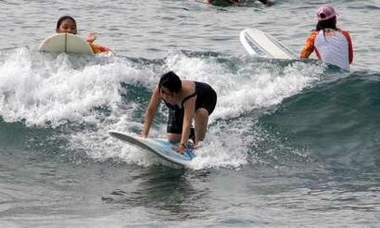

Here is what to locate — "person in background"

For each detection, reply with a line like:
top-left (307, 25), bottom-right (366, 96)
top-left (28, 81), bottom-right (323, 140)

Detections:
top-left (206, 0), bottom-right (274, 6)
top-left (142, 71), bottom-right (217, 154)
top-left (258, 0), bottom-right (274, 5)
top-left (300, 4), bottom-right (353, 71)
top-left (55, 15), bottom-right (111, 54)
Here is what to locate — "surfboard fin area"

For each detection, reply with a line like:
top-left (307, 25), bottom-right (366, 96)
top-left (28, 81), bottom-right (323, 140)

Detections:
top-left (239, 28), bottom-right (297, 59)
top-left (38, 33), bottom-right (95, 55)
top-left (109, 130), bottom-right (195, 168)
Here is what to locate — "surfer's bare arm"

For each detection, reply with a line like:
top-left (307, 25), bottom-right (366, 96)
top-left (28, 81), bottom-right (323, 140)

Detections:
top-left (182, 96), bottom-right (196, 143)
top-left (173, 96), bottom-right (196, 154)
top-left (142, 87), bottom-right (160, 138)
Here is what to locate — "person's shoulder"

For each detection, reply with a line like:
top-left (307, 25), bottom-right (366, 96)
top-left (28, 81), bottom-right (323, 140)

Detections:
top-left (336, 28), bottom-right (352, 37)
top-left (307, 30), bottom-right (319, 37)
top-left (337, 29), bottom-right (353, 42)
top-left (337, 28), bottom-right (351, 34)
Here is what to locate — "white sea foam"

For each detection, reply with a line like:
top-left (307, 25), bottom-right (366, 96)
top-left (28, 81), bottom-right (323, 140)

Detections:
top-left (0, 48), bottom-right (324, 169)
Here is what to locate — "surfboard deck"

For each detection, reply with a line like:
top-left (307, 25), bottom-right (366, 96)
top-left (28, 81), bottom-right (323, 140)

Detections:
top-left (239, 28), bottom-right (297, 59)
top-left (109, 130), bottom-right (195, 168)
top-left (38, 33), bottom-right (94, 55)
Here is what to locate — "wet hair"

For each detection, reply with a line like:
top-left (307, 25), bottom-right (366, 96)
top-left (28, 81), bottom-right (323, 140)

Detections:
top-left (56, 15), bottom-right (76, 31)
top-left (159, 71), bottom-right (182, 94)
top-left (316, 16), bottom-right (337, 31)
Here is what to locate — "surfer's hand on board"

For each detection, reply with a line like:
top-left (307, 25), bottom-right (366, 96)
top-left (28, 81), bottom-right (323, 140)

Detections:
top-left (85, 32), bottom-right (97, 43)
top-left (173, 141), bottom-right (196, 154)
top-left (173, 144), bottom-right (187, 154)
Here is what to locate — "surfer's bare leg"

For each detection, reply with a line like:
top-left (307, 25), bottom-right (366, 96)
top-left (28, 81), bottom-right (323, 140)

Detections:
top-left (194, 108), bottom-right (209, 144)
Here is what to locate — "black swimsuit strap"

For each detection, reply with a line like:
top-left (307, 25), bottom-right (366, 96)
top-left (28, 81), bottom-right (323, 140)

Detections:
top-left (181, 92), bottom-right (196, 107)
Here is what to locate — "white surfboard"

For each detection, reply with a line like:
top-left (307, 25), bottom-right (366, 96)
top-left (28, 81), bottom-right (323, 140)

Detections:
top-left (239, 28), bottom-right (297, 59)
top-left (109, 130), bottom-right (195, 168)
top-left (38, 33), bottom-right (94, 55)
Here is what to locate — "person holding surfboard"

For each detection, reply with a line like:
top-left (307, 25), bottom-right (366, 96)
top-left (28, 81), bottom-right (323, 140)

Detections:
top-left (142, 71), bottom-right (217, 154)
top-left (55, 16), bottom-right (111, 54)
top-left (300, 4), bottom-right (353, 71)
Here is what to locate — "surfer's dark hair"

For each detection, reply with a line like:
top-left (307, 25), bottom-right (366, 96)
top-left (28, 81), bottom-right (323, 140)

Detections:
top-left (316, 16), bottom-right (337, 31)
top-left (159, 71), bottom-right (182, 94)
top-left (56, 16), bottom-right (77, 30)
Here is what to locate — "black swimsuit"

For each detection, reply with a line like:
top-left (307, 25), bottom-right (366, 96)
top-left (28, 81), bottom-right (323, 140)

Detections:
top-left (164, 81), bottom-right (217, 134)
